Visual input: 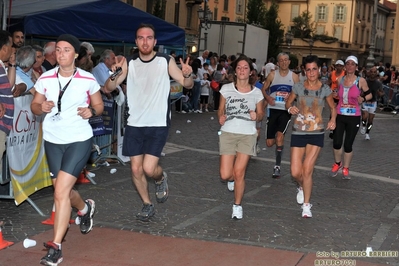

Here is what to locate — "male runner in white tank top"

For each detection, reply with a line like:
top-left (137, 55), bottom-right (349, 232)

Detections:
top-left (261, 52), bottom-right (299, 178)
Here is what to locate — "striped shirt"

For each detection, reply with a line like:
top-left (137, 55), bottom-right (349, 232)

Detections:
top-left (0, 61), bottom-right (14, 135)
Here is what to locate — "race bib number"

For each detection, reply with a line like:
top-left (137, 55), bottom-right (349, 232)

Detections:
top-left (340, 104), bottom-right (356, 115)
top-left (275, 91), bottom-right (289, 103)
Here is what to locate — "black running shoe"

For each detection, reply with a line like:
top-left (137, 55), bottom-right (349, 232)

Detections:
top-left (40, 241), bottom-right (63, 266)
top-left (136, 203), bottom-right (155, 221)
top-left (77, 199), bottom-right (95, 234)
top-left (272, 166), bottom-right (281, 179)
top-left (155, 172), bottom-right (169, 203)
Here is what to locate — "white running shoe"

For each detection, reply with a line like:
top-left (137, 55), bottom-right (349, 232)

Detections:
top-left (256, 144), bottom-right (261, 154)
top-left (227, 181), bottom-right (234, 191)
top-left (232, 204), bottom-right (243, 219)
top-left (301, 203), bottom-right (312, 218)
top-left (365, 134), bottom-right (370, 140)
top-left (360, 126), bottom-right (366, 135)
top-left (296, 187), bottom-right (304, 204)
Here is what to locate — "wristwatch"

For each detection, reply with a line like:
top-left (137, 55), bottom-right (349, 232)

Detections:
top-left (89, 106), bottom-right (97, 117)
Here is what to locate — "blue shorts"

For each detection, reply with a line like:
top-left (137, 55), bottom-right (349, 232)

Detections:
top-left (44, 138), bottom-right (92, 178)
top-left (122, 126), bottom-right (168, 157)
top-left (290, 134), bottom-right (324, 148)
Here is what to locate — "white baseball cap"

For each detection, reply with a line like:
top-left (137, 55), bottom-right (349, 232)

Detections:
top-left (335, 60), bottom-right (344, 66)
top-left (345, 55), bottom-right (358, 65)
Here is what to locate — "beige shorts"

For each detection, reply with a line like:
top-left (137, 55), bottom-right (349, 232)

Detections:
top-left (219, 131), bottom-right (257, 156)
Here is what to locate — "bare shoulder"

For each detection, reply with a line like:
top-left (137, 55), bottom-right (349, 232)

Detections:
top-left (291, 71), bottom-right (300, 82)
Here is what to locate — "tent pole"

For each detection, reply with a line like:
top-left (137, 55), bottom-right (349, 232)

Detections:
top-left (1, 0), bottom-right (6, 30)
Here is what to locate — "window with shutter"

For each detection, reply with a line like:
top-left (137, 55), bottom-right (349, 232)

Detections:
top-left (316, 26), bottom-right (325, 35)
top-left (224, 0), bottom-right (229, 12)
top-left (291, 4), bottom-right (299, 22)
top-left (334, 26), bottom-right (343, 40)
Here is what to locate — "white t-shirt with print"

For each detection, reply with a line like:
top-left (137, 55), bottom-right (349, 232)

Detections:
top-left (220, 82), bottom-right (263, 135)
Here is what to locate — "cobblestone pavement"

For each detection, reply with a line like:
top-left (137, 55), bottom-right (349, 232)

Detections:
top-left (1, 109), bottom-right (399, 265)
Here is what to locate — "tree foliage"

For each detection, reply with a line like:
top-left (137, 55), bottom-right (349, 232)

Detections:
top-left (291, 11), bottom-right (315, 39)
top-left (263, 1), bottom-right (284, 59)
top-left (246, 0), bottom-right (267, 26)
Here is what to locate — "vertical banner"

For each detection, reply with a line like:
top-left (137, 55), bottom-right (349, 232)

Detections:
top-left (7, 95), bottom-right (52, 205)
top-left (102, 98), bottom-right (115, 134)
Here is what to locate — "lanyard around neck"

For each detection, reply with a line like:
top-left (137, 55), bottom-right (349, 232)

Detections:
top-left (56, 68), bottom-right (76, 113)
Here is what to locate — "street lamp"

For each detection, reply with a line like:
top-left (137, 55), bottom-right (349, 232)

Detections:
top-left (285, 31), bottom-right (293, 54)
top-left (197, 3), bottom-right (212, 30)
top-left (308, 38), bottom-right (314, 55)
top-left (197, 0), bottom-right (212, 53)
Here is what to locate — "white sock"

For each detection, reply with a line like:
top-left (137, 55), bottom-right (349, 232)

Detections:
top-left (79, 202), bottom-right (88, 215)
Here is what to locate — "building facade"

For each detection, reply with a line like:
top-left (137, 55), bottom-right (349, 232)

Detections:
top-left (122, 0), bottom-right (397, 66)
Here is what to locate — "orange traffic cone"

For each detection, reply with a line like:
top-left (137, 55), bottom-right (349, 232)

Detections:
top-left (0, 226), bottom-right (14, 250)
top-left (42, 211), bottom-right (75, 225)
top-left (41, 210), bottom-right (56, 225)
top-left (42, 205), bottom-right (75, 225)
top-left (76, 169), bottom-right (90, 184)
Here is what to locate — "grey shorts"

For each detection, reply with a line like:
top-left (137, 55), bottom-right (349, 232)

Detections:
top-left (361, 101), bottom-right (377, 114)
top-left (44, 138), bottom-right (92, 178)
top-left (219, 131), bottom-right (257, 156)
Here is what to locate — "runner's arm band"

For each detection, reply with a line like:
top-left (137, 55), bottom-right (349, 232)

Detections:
top-left (363, 89), bottom-right (371, 96)
top-left (363, 89), bottom-right (371, 101)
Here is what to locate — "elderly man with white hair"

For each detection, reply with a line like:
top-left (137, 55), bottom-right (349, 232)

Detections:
top-left (13, 45), bottom-right (36, 97)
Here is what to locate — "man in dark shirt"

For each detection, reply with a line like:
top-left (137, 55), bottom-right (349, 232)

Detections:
top-left (42, 41), bottom-right (57, 71)
top-left (360, 66), bottom-right (382, 140)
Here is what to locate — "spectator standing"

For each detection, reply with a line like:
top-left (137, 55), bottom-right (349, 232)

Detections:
top-left (0, 30), bottom-right (16, 173)
top-left (31, 34), bottom-right (102, 266)
top-left (103, 23), bottom-right (194, 221)
top-left (13, 45), bottom-right (36, 97)
top-left (218, 54), bottom-right (264, 219)
top-left (213, 64), bottom-right (226, 111)
top-left (92, 49), bottom-right (126, 106)
top-left (208, 56), bottom-right (218, 76)
top-left (330, 56), bottom-right (372, 179)
top-left (198, 50), bottom-right (209, 66)
top-left (285, 55), bottom-right (336, 218)
top-left (190, 60), bottom-right (202, 113)
top-left (92, 49), bottom-right (116, 86)
top-left (11, 30), bottom-right (24, 49)
top-left (29, 44), bottom-right (46, 83)
top-left (200, 72), bottom-right (211, 112)
top-left (76, 42), bottom-right (95, 72)
top-left (42, 42), bottom-right (57, 71)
